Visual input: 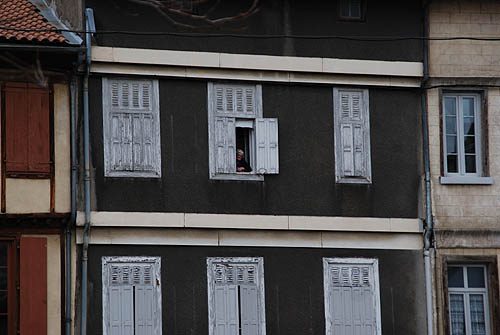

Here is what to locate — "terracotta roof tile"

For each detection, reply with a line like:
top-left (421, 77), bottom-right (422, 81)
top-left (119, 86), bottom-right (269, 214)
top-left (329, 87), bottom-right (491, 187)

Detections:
top-left (0, 0), bottom-right (67, 44)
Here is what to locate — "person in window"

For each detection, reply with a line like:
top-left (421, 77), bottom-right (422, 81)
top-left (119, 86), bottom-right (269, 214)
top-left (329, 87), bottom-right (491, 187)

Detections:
top-left (236, 149), bottom-right (252, 172)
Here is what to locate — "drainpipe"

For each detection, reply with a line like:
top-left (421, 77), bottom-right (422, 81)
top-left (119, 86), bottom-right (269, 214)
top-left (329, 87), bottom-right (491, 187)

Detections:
top-left (81, 8), bottom-right (95, 335)
top-left (66, 67), bottom-right (79, 335)
top-left (422, 1), bottom-right (434, 335)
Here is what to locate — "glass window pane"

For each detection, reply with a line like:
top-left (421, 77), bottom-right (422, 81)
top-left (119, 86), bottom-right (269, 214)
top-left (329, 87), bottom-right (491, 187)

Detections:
top-left (447, 155), bottom-right (458, 173)
top-left (467, 267), bottom-right (485, 288)
top-left (340, 0), bottom-right (350, 16)
top-left (450, 294), bottom-right (465, 335)
top-left (0, 245), bottom-right (6, 266)
top-left (445, 97), bottom-right (457, 116)
top-left (0, 292), bottom-right (6, 314)
top-left (446, 116), bottom-right (457, 134)
top-left (0, 269), bottom-right (6, 290)
top-left (463, 97), bottom-right (475, 117)
top-left (463, 116), bottom-right (475, 135)
top-left (465, 136), bottom-right (475, 154)
top-left (469, 294), bottom-right (486, 335)
top-left (466, 155), bottom-right (477, 173)
top-left (447, 136), bottom-right (457, 154)
top-left (448, 266), bottom-right (464, 287)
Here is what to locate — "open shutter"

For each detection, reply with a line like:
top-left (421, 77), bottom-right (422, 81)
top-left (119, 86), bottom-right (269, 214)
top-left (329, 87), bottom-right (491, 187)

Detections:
top-left (20, 237), bottom-right (47, 335)
top-left (214, 117), bottom-right (236, 173)
top-left (240, 285), bottom-right (259, 335)
top-left (255, 118), bottom-right (279, 174)
top-left (214, 285), bottom-right (239, 335)
top-left (328, 265), bottom-right (376, 335)
top-left (5, 83), bottom-right (50, 174)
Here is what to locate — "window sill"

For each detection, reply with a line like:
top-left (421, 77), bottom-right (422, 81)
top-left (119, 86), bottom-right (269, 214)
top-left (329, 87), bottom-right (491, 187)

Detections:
top-left (210, 173), bottom-right (264, 181)
top-left (105, 170), bottom-right (161, 178)
top-left (440, 176), bottom-right (494, 185)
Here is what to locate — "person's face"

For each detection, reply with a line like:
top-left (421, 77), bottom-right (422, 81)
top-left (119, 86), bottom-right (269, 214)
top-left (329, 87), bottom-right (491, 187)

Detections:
top-left (237, 152), bottom-right (243, 160)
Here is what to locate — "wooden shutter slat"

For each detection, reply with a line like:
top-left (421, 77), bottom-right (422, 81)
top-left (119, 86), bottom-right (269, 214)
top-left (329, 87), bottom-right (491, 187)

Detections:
top-left (20, 237), bottom-right (47, 335)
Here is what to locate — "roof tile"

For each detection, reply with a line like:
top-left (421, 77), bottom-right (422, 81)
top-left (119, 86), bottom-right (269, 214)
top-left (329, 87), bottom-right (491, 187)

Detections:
top-left (0, 0), bottom-right (67, 44)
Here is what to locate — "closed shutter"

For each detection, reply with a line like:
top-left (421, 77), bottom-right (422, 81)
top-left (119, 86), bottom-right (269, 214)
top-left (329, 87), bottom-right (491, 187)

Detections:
top-left (334, 89), bottom-right (371, 183)
top-left (214, 285), bottom-right (239, 335)
top-left (106, 261), bottom-right (160, 335)
top-left (255, 118), bottom-right (279, 174)
top-left (240, 285), bottom-right (259, 335)
top-left (104, 79), bottom-right (160, 176)
top-left (214, 117), bottom-right (236, 173)
top-left (20, 237), bottom-right (47, 335)
top-left (5, 83), bottom-right (50, 174)
top-left (328, 265), bottom-right (376, 335)
top-left (134, 265), bottom-right (155, 335)
top-left (215, 85), bottom-right (256, 117)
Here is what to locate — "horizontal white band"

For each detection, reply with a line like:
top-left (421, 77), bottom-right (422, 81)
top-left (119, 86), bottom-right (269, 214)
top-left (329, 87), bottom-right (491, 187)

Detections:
top-left (76, 227), bottom-right (423, 250)
top-left (90, 47), bottom-right (423, 87)
top-left (92, 46), bottom-right (423, 77)
top-left (76, 211), bottom-right (422, 233)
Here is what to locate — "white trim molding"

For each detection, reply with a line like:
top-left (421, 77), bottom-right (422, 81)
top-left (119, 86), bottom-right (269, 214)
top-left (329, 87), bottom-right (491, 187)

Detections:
top-left (76, 211), bottom-right (423, 233)
top-left (90, 46), bottom-right (423, 88)
top-left (76, 227), bottom-right (424, 250)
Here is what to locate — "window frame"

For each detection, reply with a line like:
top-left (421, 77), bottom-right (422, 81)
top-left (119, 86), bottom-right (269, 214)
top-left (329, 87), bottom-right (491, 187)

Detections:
top-left (444, 263), bottom-right (493, 335)
top-left (333, 87), bottom-right (372, 184)
top-left (102, 77), bottom-right (161, 178)
top-left (208, 82), bottom-right (272, 181)
top-left (323, 257), bottom-right (382, 335)
top-left (206, 257), bottom-right (266, 335)
top-left (440, 91), bottom-right (492, 185)
top-left (338, 0), bottom-right (366, 22)
top-left (101, 256), bottom-right (162, 335)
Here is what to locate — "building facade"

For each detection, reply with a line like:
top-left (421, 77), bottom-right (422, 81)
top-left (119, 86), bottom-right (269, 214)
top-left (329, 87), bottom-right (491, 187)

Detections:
top-left (77, 1), bottom-right (429, 335)
top-left (0, 0), bottom-right (82, 334)
top-left (427, 1), bottom-right (500, 334)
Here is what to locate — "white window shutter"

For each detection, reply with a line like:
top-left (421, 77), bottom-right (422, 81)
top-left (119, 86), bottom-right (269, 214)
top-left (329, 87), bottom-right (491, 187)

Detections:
top-left (109, 285), bottom-right (134, 335)
top-left (327, 264), bottom-right (378, 335)
top-left (214, 285), bottom-right (239, 335)
top-left (135, 286), bottom-right (155, 335)
top-left (334, 89), bottom-right (371, 183)
top-left (103, 78), bottom-right (161, 177)
top-left (240, 285), bottom-right (259, 335)
top-left (214, 117), bottom-right (236, 173)
top-left (255, 118), bottom-right (279, 174)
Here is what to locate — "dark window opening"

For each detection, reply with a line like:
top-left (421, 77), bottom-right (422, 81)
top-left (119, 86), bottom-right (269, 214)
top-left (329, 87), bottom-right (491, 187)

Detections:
top-left (236, 127), bottom-right (253, 173)
top-left (339, 0), bottom-right (365, 21)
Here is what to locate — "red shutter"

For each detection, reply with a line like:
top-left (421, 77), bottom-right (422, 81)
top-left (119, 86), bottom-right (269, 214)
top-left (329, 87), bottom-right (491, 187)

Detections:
top-left (5, 83), bottom-right (29, 172)
top-left (20, 237), bottom-right (47, 335)
top-left (5, 83), bottom-right (50, 174)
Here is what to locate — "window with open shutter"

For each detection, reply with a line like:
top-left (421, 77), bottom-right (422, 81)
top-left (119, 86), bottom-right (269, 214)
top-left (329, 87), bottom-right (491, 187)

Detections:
top-left (103, 78), bottom-right (161, 178)
top-left (333, 88), bottom-right (371, 184)
top-left (323, 258), bottom-right (381, 335)
top-left (4, 82), bottom-right (51, 176)
top-left (207, 257), bottom-right (266, 335)
top-left (208, 83), bottom-right (278, 181)
top-left (102, 257), bottom-right (162, 335)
